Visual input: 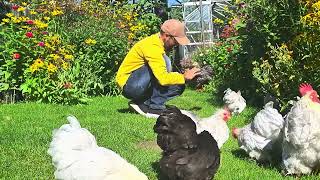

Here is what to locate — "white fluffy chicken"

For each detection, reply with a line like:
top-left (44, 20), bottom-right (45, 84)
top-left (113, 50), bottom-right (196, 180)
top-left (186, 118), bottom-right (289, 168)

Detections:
top-left (181, 88), bottom-right (246, 149)
top-left (282, 83), bottom-right (320, 175)
top-left (48, 116), bottom-right (148, 180)
top-left (232, 101), bottom-right (284, 162)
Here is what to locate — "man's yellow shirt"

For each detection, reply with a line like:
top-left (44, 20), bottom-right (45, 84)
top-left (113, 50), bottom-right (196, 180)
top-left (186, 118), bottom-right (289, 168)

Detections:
top-left (116, 33), bottom-right (185, 89)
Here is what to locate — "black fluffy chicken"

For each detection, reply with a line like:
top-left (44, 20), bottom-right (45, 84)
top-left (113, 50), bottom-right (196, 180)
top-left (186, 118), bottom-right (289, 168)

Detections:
top-left (154, 106), bottom-right (220, 180)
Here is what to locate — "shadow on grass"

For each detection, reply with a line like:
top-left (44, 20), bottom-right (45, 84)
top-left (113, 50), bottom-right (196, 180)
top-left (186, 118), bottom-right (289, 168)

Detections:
top-left (182, 106), bottom-right (202, 111)
top-left (135, 140), bottom-right (161, 152)
top-left (231, 149), bottom-right (283, 173)
top-left (207, 96), bottom-right (223, 107)
top-left (117, 108), bottom-right (131, 113)
top-left (152, 161), bottom-right (169, 180)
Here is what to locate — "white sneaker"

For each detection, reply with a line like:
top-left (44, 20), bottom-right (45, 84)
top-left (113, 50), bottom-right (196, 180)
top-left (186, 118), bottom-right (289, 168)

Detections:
top-left (128, 103), bottom-right (160, 119)
top-left (129, 103), bottom-right (147, 115)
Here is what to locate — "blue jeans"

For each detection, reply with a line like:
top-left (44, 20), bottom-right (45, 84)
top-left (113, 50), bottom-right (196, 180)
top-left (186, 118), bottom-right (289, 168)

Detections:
top-left (122, 56), bottom-right (185, 110)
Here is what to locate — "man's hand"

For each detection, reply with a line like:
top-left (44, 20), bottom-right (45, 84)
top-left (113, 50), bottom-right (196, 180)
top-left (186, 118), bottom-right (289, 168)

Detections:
top-left (183, 67), bottom-right (201, 81)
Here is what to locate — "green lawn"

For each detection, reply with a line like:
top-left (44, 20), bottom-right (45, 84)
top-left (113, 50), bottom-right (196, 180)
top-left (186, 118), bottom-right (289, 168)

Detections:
top-left (0, 89), bottom-right (318, 179)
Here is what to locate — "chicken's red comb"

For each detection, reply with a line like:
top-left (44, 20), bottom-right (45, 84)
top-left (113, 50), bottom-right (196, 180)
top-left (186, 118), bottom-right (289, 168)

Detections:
top-left (299, 83), bottom-right (314, 96)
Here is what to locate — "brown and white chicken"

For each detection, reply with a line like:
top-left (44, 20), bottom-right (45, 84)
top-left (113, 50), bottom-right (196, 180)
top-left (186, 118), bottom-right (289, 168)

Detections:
top-left (282, 83), bottom-right (320, 175)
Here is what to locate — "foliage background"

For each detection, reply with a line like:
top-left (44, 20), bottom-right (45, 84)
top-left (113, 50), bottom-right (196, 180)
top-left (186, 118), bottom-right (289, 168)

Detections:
top-left (0, 0), bottom-right (162, 104)
top-left (192, 0), bottom-right (320, 111)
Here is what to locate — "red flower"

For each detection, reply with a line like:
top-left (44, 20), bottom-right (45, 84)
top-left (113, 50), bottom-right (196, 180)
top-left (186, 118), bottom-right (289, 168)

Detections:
top-left (26, 20), bottom-right (34, 25)
top-left (13, 53), bottom-right (20, 59)
top-left (38, 41), bottom-right (45, 47)
top-left (12, 5), bottom-right (19, 10)
top-left (42, 31), bottom-right (49, 35)
top-left (25, 32), bottom-right (33, 38)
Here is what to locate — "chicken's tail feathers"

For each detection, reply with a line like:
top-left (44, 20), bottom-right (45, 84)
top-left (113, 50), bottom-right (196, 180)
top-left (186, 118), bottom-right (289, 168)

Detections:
top-left (48, 115), bottom-right (97, 170)
top-left (66, 115), bottom-right (81, 128)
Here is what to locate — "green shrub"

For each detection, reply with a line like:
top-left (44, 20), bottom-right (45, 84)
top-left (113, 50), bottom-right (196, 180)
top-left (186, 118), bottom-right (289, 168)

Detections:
top-left (252, 43), bottom-right (301, 110)
top-left (237, 0), bottom-right (319, 108)
top-left (192, 38), bottom-right (242, 93)
top-left (55, 15), bottom-right (129, 96)
top-left (0, 0), bottom-right (162, 104)
top-left (290, 0), bottom-right (320, 85)
top-left (0, 2), bottom-right (90, 104)
top-left (53, 0), bottom-right (161, 96)
top-left (191, 6), bottom-right (252, 97)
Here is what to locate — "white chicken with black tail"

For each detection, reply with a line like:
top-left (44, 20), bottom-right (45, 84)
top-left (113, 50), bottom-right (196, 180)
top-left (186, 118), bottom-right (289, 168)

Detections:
top-left (48, 116), bottom-right (148, 180)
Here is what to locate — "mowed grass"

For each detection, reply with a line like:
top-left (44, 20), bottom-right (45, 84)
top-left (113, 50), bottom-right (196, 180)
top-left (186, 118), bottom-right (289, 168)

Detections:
top-left (0, 89), bottom-right (319, 180)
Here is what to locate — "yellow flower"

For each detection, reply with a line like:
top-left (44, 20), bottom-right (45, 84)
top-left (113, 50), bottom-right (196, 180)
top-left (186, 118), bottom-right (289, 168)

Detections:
top-left (11, 17), bottom-right (21, 23)
top-left (6, 13), bottom-right (14, 18)
top-left (51, 10), bottom-right (64, 16)
top-left (85, 38), bottom-right (97, 45)
top-left (312, 1), bottom-right (320, 10)
top-left (50, 35), bottom-right (60, 44)
top-left (47, 63), bottom-right (57, 73)
top-left (18, 16), bottom-right (28, 22)
top-left (22, 2), bottom-right (27, 6)
top-left (62, 62), bottom-right (69, 70)
top-left (43, 17), bottom-right (51, 21)
top-left (124, 12), bottom-right (132, 21)
top-left (45, 42), bottom-right (55, 51)
top-left (35, 58), bottom-right (44, 68)
top-left (30, 10), bottom-right (38, 15)
top-left (64, 54), bottom-right (74, 60)
top-left (49, 54), bottom-right (60, 61)
top-left (280, 43), bottom-right (287, 49)
top-left (17, 7), bottom-right (25, 12)
top-left (21, 25), bottom-right (31, 30)
top-left (30, 64), bottom-right (39, 73)
top-left (34, 19), bottom-right (48, 29)
top-left (2, 18), bottom-right (10, 23)
top-left (213, 18), bottom-right (224, 24)
top-left (128, 33), bottom-right (135, 40)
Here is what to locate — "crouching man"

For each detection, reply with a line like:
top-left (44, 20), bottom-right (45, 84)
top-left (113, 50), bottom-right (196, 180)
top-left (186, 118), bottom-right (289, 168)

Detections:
top-left (116, 19), bottom-right (200, 117)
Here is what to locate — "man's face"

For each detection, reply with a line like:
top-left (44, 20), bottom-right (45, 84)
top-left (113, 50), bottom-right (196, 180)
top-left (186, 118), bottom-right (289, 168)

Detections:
top-left (164, 34), bottom-right (179, 51)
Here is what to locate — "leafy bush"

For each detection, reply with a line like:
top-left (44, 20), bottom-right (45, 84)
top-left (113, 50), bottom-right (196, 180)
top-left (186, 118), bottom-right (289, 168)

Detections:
top-left (237, 0), bottom-right (320, 108)
top-left (54, 0), bottom-right (161, 96)
top-left (191, 6), bottom-right (251, 96)
top-left (55, 15), bottom-right (128, 96)
top-left (290, 0), bottom-right (320, 84)
top-left (0, 0), bottom-right (162, 104)
top-left (252, 43), bottom-right (301, 109)
top-left (192, 38), bottom-right (242, 93)
top-left (0, 1), bottom-right (90, 104)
